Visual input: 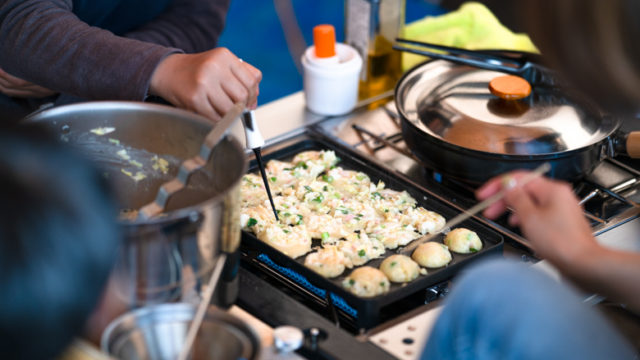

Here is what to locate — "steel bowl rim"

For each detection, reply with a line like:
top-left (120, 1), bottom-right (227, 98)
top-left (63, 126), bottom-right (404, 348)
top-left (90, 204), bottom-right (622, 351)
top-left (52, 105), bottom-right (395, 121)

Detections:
top-left (101, 302), bottom-right (261, 359)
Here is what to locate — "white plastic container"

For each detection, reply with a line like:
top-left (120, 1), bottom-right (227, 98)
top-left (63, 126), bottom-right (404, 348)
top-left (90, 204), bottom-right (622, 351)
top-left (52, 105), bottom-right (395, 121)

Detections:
top-left (302, 42), bottom-right (363, 116)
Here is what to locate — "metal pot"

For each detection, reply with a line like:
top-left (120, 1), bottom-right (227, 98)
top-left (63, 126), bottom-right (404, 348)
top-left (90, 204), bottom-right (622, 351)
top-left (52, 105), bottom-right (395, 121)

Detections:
top-left (101, 303), bottom-right (260, 360)
top-left (25, 101), bottom-right (247, 309)
top-left (395, 59), bottom-right (640, 184)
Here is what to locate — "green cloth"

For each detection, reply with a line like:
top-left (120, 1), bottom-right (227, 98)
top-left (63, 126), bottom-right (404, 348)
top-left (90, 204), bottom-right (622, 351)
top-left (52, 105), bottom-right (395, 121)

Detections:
top-left (402, 2), bottom-right (539, 71)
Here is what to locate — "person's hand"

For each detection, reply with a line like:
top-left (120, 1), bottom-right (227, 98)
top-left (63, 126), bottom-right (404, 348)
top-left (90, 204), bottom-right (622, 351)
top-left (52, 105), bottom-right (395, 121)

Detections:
top-left (476, 172), bottom-right (599, 269)
top-left (0, 68), bottom-right (57, 98)
top-left (149, 48), bottom-right (262, 122)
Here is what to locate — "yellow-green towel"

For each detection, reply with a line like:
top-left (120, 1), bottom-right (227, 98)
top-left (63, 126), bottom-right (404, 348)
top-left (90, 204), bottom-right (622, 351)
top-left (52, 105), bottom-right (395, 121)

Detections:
top-left (402, 2), bottom-right (539, 71)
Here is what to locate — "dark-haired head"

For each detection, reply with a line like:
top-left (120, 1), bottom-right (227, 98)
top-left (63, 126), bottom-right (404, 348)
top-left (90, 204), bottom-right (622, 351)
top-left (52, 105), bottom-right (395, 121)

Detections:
top-left (0, 124), bottom-right (119, 358)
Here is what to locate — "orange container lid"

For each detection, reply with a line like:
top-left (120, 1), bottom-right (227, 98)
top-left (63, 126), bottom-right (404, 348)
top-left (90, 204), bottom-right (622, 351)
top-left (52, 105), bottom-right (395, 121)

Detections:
top-left (313, 24), bottom-right (336, 58)
top-left (489, 75), bottom-right (532, 100)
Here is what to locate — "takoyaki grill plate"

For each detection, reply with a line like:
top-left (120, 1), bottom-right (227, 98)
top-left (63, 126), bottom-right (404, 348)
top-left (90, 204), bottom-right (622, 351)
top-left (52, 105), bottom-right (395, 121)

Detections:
top-left (240, 130), bottom-right (503, 329)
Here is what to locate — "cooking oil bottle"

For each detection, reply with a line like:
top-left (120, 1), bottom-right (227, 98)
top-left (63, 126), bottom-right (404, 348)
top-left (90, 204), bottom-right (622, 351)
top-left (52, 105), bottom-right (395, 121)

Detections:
top-left (345, 0), bottom-right (405, 108)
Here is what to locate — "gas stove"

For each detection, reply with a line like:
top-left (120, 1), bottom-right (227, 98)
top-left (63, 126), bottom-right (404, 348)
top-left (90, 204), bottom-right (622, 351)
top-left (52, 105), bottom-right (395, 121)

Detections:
top-left (232, 93), bottom-right (640, 359)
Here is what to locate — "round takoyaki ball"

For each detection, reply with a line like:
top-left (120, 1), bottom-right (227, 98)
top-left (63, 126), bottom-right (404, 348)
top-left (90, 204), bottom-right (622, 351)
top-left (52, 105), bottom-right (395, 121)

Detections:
top-left (342, 266), bottom-right (390, 297)
top-left (411, 241), bottom-right (452, 268)
top-left (304, 245), bottom-right (346, 278)
top-left (444, 228), bottom-right (482, 254)
top-left (379, 254), bottom-right (420, 283)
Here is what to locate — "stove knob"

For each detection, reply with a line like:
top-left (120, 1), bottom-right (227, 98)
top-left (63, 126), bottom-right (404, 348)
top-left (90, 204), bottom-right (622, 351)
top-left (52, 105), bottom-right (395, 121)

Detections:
top-left (424, 287), bottom-right (439, 303)
top-left (303, 326), bottom-right (328, 352)
top-left (309, 327), bottom-right (320, 351)
top-left (273, 325), bottom-right (304, 353)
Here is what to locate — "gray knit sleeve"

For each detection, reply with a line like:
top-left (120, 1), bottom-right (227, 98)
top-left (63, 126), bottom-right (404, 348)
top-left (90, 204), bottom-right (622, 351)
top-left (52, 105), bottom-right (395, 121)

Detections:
top-left (124, 0), bottom-right (232, 53)
top-left (0, 0), bottom-right (182, 100)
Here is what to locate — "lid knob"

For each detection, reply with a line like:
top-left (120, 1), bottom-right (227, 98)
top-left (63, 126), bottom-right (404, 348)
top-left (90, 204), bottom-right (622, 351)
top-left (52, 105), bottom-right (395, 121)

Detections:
top-left (489, 75), bottom-right (532, 100)
top-left (313, 24), bottom-right (336, 58)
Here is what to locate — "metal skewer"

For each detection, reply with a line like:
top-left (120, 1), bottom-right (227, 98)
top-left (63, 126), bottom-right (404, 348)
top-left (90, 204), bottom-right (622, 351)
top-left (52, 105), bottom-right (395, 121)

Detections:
top-left (399, 163), bottom-right (551, 255)
top-left (242, 110), bottom-right (279, 221)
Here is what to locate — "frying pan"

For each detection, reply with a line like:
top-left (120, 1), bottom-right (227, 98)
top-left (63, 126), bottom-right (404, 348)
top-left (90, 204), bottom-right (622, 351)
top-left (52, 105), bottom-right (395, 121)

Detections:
top-left (395, 59), bottom-right (640, 184)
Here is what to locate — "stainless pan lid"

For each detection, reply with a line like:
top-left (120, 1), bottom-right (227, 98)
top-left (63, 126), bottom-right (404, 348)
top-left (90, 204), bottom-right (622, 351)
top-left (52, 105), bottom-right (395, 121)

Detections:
top-left (396, 60), bottom-right (618, 155)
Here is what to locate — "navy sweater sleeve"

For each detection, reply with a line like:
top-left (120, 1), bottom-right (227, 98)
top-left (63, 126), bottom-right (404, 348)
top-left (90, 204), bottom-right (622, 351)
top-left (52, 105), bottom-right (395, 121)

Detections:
top-left (0, 0), bottom-right (229, 101)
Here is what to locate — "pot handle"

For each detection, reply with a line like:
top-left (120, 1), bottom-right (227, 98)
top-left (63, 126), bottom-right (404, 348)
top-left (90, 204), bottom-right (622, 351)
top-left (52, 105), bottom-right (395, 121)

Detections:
top-left (626, 131), bottom-right (640, 158)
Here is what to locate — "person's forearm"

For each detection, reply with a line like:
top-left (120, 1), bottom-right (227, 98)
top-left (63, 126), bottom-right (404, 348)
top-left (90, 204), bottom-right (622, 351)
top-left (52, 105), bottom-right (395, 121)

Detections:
top-left (0, 0), bottom-right (178, 100)
top-left (124, 0), bottom-right (231, 53)
top-left (562, 245), bottom-right (640, 314)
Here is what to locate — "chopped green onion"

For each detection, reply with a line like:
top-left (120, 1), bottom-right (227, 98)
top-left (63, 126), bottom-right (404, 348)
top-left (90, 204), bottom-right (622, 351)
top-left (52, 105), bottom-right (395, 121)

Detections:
top-left (321, 232), bottom-right (330, 242)
top-left (270, 176), bottom-right (277, 182)
top-left (247, 218), bottom-right (258, 227)
top-left (372, 192), bottom-right (384, 200)
top-left (358, 249), bottom-right (366, 257)
top-left (470, 247), bottom-right (478, 253)
top-left (390, 261), bottom-right (397, 267)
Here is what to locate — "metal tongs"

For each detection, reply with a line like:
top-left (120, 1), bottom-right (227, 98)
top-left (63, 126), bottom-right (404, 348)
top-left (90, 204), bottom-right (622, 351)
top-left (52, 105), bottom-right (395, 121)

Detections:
top-left (393, 38), bottom-right (558, 87)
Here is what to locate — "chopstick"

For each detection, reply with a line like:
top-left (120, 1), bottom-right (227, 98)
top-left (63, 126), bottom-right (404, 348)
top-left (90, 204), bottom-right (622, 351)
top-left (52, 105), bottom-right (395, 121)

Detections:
top-left (395, 38), bottom-right (524, 66)
top-left (398, 163), bottom-right (551, 256)
top-left (393, 37), bottom-right (525, 75)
